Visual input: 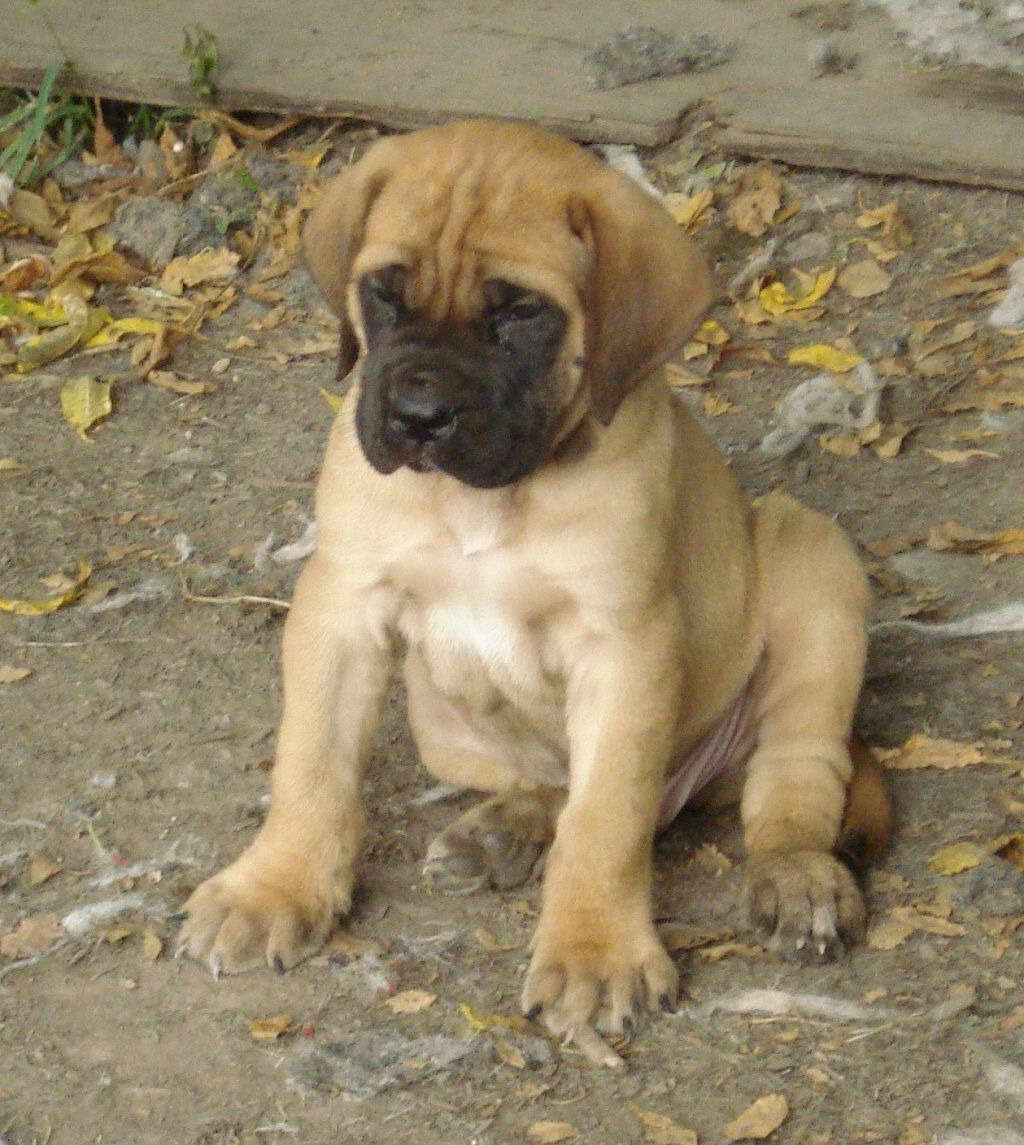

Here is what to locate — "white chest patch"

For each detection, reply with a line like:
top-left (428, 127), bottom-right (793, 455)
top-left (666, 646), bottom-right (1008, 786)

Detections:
top-left (424, 600), bottom-right (522, 673)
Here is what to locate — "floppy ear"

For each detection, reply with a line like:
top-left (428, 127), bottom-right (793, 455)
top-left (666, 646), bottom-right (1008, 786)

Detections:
top-left (302, 157), bottom-right (390, 378)
top-left (570, 173), bottom-right (713, 425)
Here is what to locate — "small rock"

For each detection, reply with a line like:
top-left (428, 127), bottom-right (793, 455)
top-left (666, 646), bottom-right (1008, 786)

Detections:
top-left (109, 197), bottom-right (186, 270)
top-left (783, 230), bottom-right (832, 265)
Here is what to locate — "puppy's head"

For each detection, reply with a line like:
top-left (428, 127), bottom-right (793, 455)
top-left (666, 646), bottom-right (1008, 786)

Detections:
top-left (304, 120), bottom-right (711, 488)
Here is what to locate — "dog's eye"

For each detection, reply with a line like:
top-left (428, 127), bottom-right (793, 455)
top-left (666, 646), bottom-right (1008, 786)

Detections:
top-left (359, 266), bottom-right (408, 325)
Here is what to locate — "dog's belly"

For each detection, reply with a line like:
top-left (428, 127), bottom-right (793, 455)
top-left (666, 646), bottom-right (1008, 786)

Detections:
top-left (399, 595), bottom-right (570, 786)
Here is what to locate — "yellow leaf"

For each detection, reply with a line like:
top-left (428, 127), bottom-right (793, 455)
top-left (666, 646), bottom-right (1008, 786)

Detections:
top-left (85, 316), bottom-right (165, 348)
top-left (664, 189), bottom-right (714, 231)
top-left (527, 1122), bottom-right (577, 1144)
top-left (61, 376), bottom-right (112, 441)
top-left (385, 988), bottom-right (436, 1015)
top-left (458, 1002), bottom-right (530, 1034)
top-left (16, 293), bottom-right (91, 371)
top-left (0, 560), bottom-right (91, 617)
top-left (759, 268), bottom-right (836, 315)
top-left (929, 841), bottom-right (987, 875)
top-left (0, 665), bottom-right (32, 683)
top-left (250, 1013), bottom-right (293, 1040)
top-left (694, 319), bottom-right (730, 346)
top-left (320, 387), bottom-right (344, 413)
top-left (875, 734), bottom-right (986, 771)
top-left (631, 1106), bottom-right (699, 1145)
top-left (703, 393), bottom-right (736, 417)
top-left (148, 370), bottom-right (216, 396)
top-left (925, 448), bottom-right (999, 465)
top-left (725, 1094), bottom-right (789, 1141)
top-left (787, 344), bottom-right (862, 373)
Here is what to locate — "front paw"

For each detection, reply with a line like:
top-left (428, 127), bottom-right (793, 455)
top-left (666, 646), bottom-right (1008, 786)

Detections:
top-left (176, 852), bottom-right (348, 977)
top-left (745, 850), bottom-right (865, 961)
top-left (521, 914), bottom-right (677, 1067)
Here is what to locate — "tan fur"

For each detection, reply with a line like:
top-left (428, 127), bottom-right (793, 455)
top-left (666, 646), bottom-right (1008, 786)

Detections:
top-left (178, 121), bottom-right (890, 1061)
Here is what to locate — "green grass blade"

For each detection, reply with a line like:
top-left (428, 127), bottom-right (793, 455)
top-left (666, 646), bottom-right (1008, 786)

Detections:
top-left (0, 58), bottom-right (65, 183)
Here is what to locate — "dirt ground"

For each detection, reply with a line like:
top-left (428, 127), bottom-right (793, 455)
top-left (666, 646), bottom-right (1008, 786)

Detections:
top-left (2, 119), bottom-right (1024, 1145)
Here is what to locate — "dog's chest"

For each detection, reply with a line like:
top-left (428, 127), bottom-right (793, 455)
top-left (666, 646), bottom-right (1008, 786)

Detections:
top-left (392, 502), bottom-right (562, 703)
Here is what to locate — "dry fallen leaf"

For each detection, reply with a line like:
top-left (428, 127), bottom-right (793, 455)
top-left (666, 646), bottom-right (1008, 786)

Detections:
top-left (160, 247), bottom-right (240, 296)
top-left (527, 1122), bottom-right (577, 1144)
top-left (875, 734), bottom-right (986, 771)
top-left (856, 198), bottom-right (911, 250)
top-left (929, 841), bottom-right (988, 875)
top-left (664, 188), bottom-right (714, 231)
top-left (458, 1002), bottom-right (531, 1035)
top-left (838, 259), bottom-right (892, 298)
top-left (788, 344), bottom-right (861, 373)
top-left (727, 165), bottom-right (783, 237)
top-left (492, 1034), bottom-right (527, 1069)
top-left (148, 370), bottom-right (217, 396)
top-left (725, 1094), bottom-right (789, 1141)
top-left (866, 913), bottom-right (918, 951)
top-left (0, 912), bottom-right (63, 958)
top-left (631, 1106), bottom-right (698, 1145)
top-left (28, 855), bottom-right (62, 886)
top-left (925, 448), bottom-right (999, 465)
top-left (385, 988), bottom-right (437, 1015)
top-left (323, 929), bottom-right (387, 961)
top-left (61, 376), bottom-right (112, 441)
top-left (0, 665), bottom-right (32, 684)
top-left (703, 393), bottom-right (736, 417)
top-left (249, 1013), bottom-right (293, 1040)
top-left (141, 929), bottom-right (164, 963)
top-left (759, 268), bottom-right (836, 315)
top-left (0, 559), bottom-right (91, 617)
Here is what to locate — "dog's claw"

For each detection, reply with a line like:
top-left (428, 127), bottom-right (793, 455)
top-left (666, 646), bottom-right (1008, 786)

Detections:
top-left (210, 954), bottom-right (222, 981)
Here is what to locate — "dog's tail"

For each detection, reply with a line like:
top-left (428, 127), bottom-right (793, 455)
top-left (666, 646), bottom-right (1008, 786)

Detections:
top-left (835, 734), bottom-right (893, 874)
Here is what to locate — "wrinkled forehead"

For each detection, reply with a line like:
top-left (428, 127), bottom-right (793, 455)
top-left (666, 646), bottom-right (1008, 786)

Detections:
top-left (352, 156), bottom-right (590, 319)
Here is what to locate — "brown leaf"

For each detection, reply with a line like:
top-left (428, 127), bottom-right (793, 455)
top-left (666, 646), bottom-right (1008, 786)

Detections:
top-left (141, 929), bottom-right (164, 963)
top-left (92, 100), bottom-right (131, 167)
top-left (323, 929), bottom-right (387, 961)
top-left (875, 734), bottom-right (986, 771)
top-left (856, 199), bottom-right (911, 251)
top-left (249, 1013), bottom-right (293, 1040)
top-left (148, 370), bottom-right (216, 396)
top-left (385, 988), bottom-right (436, 1015)
top-left (837, 259), bottom-right (892, 298)
top-left (5, 189), bottom-right (59, 241)
top-left (66, 196), bottom-right (116, 234)
top-left (527, 1122), bottom-right (577, 1144)
top-left (925, 448), bottom-right (1000, 465)
top-left (631, 1106), bottom-right (699, 1145)
top-left (2, 254), bottom-right (50, 292)
top-left (159, 124), bottom-right (193, 181)
top-left (727, 165), bottom-right (783, 237)
top-left (0, 913), bottom-right (63, 958)
top-left (0, 665), bottom-right (32, 684)
top-left (160, 248), bottom-right (239, 296)
top-left (725, 1094), bottom-right (789, 1141)
top-left (866, 913), bottom-right (917, 951)
top-left (28, 854), bottom-right (62, 886)
top-left (492, 1034), bottom-right (527, 1069)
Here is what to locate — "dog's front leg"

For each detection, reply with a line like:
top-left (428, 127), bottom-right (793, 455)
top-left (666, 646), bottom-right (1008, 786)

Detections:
top-left (177, 552), bottom-right (392, 976)
top-left (522, 618), bottom-right (681, 1062)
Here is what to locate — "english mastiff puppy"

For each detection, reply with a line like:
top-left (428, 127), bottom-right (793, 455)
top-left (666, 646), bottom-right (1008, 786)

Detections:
top-left (178, 120), bottom-right (890, 1065)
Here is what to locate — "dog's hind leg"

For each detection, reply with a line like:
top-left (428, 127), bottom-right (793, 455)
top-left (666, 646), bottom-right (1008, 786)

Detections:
top-left (740, 492), bottom-right (889, 960)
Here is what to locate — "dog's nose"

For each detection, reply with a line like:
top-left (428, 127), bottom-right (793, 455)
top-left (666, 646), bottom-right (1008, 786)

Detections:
top-left (388, 380), bottom-right (457, 443)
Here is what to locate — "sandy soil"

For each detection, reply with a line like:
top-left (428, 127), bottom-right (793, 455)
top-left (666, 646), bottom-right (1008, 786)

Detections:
top-left (2, 121), bottom-right (1024, 1145)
